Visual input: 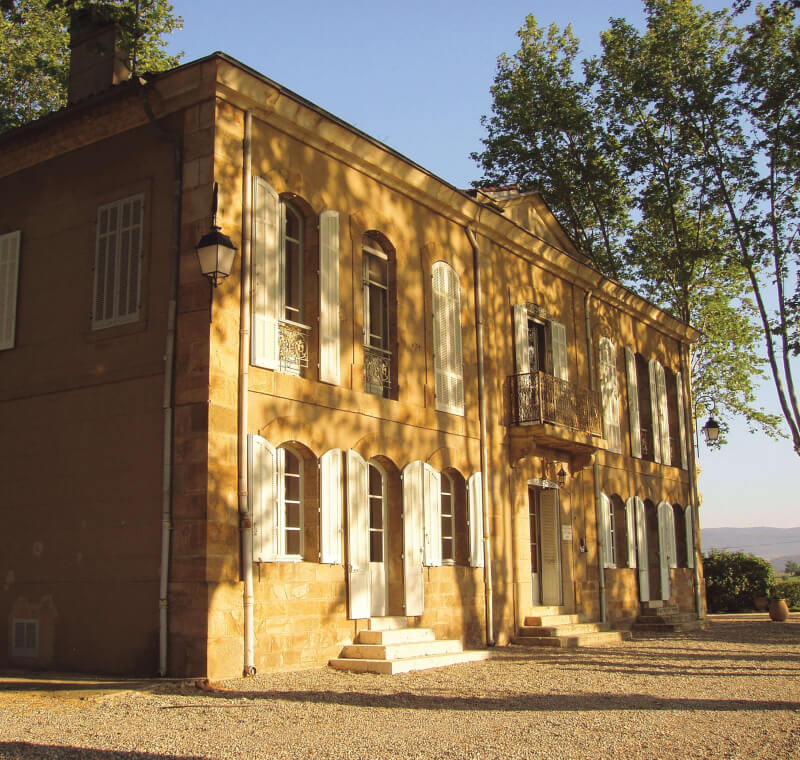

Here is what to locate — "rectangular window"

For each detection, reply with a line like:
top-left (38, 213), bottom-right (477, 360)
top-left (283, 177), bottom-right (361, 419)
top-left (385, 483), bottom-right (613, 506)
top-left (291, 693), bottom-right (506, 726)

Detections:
top-left (441, 476), bottom-right (454, 562)
top-left (12, 619), bottom-right (38, 658)
top-left (0, 230), bottom-right (21, 350)
top-left (364, 244), bottom-right (391, 397)
top-left (92, 194), bottom-right (143, 329)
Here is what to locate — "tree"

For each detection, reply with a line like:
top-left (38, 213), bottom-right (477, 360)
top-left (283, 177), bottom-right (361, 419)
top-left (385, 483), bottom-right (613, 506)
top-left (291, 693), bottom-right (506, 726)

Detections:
top-left (0, 0), bottom-right (182, 133)
top-left (785, 560), bottom-right (800, 575)
top-left (473, 0), bottom-right (790, 447)
top-left (703, 549), bottom-right (774, 611)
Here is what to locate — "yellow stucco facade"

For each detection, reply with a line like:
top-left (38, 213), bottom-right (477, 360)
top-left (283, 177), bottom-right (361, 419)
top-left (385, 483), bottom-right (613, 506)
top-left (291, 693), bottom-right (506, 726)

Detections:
top-left (0, 50), bottom-right (703, 679)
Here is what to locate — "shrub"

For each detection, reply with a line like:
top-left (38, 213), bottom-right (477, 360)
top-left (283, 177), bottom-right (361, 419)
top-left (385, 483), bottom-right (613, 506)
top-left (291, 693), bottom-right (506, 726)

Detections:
top-left (773, 578), bottom-right (800, 610)
top-left (703, 549), bottom-right (775, 612)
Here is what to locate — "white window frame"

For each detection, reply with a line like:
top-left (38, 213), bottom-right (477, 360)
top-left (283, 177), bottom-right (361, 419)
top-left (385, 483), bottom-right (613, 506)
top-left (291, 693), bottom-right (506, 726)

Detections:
top-left (368, 460), bottom-right (387, 565)
top-left (277, 446), bottom-right (304, 560)
top-left (440, 472), bottom-right (455, 564)
top-left (92, 193), bottom-right (144, 329)
top-left (280, 200), bottom-right (304, 324)
top-left (599, 338), bottom-right (622, 452)
top-left (363, 242), bottom-right (391, 397)
top-left (432, 260), bottom-right (465, 416)
top-left (12, 618), bottom-right (38, 658)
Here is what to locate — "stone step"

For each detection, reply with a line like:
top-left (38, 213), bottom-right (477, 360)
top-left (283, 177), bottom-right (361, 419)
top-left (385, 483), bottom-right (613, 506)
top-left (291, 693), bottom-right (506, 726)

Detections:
top-left (524, 614), bottom-right (581, 627)
top-left (341, 639), bottom-right (463, 660)
top-left (357, 627), bottom-right (436, 645)
top-left (518, 622), bottom-right (610, 637)
top-left (329, 649), bottom-right (490, 675)
top-left (514, 631), bottom-right (629, 648)
top-left (528, 606), bottom-right (566, 617)
top-left (367, 616), bottom-right (409, 631)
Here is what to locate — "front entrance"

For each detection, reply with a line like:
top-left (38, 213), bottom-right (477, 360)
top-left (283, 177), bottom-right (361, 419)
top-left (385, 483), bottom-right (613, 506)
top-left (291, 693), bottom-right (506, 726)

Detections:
top-left (528, 485), bottom-right (563, 606)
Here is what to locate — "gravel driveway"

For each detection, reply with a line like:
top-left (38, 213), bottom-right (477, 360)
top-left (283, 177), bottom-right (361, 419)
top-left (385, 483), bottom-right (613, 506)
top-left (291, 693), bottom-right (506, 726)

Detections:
top-left (1, 614), bottom-right (798, 759)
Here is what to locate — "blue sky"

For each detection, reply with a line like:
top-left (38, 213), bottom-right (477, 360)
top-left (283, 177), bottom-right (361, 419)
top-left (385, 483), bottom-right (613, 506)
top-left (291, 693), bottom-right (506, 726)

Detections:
top-left (164, 1), bottom-right (798, 532)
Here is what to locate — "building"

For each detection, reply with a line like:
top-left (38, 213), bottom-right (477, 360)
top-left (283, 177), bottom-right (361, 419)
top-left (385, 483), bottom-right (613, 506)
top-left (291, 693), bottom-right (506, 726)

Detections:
top-left (0, 17), bottom-right (704, 679)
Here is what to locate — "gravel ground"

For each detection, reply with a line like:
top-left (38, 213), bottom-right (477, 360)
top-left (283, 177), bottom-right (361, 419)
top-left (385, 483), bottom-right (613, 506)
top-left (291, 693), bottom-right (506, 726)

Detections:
top-left (0, 614), bottom-right (798, 760)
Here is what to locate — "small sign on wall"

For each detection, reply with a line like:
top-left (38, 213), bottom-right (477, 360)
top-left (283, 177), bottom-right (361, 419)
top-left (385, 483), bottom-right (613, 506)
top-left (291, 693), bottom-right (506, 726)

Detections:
top-left (561, 525), bottom-right (573, 542)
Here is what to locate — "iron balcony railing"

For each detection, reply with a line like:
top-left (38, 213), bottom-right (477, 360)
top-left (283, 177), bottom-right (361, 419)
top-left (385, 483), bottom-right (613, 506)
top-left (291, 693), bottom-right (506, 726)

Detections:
top-left (364, 345), bottom-right (391, 396)
top-left (278, 320), bottom-right (310, 375)
top-left (510, 371), bottom-right (602, 436)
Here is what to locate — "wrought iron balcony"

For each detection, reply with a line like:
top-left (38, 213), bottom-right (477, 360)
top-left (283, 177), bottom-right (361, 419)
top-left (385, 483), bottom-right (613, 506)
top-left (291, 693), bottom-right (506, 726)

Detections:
top-left (278, 320), bottom-right (310, 375)
top-left (510, 371), bottom-right (602, 436)
top-left (364, 345), bottom-right (391, 397)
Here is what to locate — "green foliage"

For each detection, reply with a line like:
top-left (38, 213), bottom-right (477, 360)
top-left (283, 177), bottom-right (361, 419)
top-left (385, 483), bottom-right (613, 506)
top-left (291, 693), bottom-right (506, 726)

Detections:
top-left (703, 549), bottom-right (775, 612)
top-left (1, 0), bottom-right (182, 132)
top-left (784, 560), bottom-right (800, 575)
top-left (773, 577), bottom-right (800, 609)
top-left (474, 0), bottom-right (799, 449)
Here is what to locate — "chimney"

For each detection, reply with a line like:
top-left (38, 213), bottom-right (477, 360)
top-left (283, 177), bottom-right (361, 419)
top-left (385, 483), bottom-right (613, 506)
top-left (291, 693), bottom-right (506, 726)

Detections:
top-left (68, 8), bottom-right (131, 105)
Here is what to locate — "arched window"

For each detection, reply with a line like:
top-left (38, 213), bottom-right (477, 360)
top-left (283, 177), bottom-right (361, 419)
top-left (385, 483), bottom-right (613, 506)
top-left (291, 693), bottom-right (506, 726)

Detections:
top-left (368, 461), bottom-right (386, 564)
top-left (432, 261), bottom-right (464, 415)
top-left (673, 503), bottom-right (687, 567)
top-left (363, 234), bottom-right (395, 397)
top-left (281, 201), bottom-right (304, 323)
top-left (440, 472), bottom-right (455, 562)
top-left (278, 446), bottom-right (303, 558)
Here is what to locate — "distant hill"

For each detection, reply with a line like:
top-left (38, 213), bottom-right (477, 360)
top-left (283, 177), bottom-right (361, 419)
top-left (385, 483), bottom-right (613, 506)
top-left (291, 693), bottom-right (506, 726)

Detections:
top-left (701, 526), bottom-right (800, 573)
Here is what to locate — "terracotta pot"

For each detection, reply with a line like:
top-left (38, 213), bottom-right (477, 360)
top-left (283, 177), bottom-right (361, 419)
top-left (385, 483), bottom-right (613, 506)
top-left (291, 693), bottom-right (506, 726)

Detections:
top-left (753, 596), bottom-right (769, 611)
top-left (769, 598), bottom-right (790, 622)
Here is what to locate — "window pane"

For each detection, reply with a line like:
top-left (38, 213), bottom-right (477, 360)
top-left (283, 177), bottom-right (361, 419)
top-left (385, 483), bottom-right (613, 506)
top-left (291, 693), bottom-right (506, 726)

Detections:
top-left (366, 252), bottom-right (387, 286)
top-left (285, 529), bottom-right (301, 556)
top-left (370, 531), bottom-right (383, 562)
top-left (369, 497), bottom-right (383, 529)
top-left (285, 475), bottom-right (300, 502)
top-left (368, 464), bottom-right (382, 496)
top-left (284, 238), bottom-right (302, 320)
top-left (368, 285), bottom-right (386, 347)
top-left (285, 502), bottom-right (301, 529)
top-left (442, 537), bottom-right (454, 561)
top-left (284, 450), bottom-right (300, 474)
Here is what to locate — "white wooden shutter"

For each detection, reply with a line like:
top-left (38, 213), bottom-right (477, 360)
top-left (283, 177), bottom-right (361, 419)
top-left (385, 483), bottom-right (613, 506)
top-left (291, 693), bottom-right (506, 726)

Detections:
top-left (685, 505), bottom-right (695, 569)
top-left (625, 348), bottom-right (641, 458)
top-left (248, 434), bottom-right (277, 562)
top-left (539, 489), bottom-right (562, 605)
top-left (656, 363), bottom-right (671, 465)
top-left (513, 304), bottom-right (531, 376)
top-left (599, 492), bottom-right (613, 568)
top-left (625, 497), bottom-right (637, 568)
top-left (346, 450), bottom-right (370, 619)
top-left (319, 449), bottom-right (343, 564)
top-left (648, 359), bottom-right (662, 463)
top-left (0, 230), bottom-right (21, 350)
top-left (422, 463), bottom-right (442, 567)
top-left (634, 498), bottom-right (650, 602)
top-left (467, 472), bottom-right (485, 568)
top-left (402, 460), bottom-right (425, 615)
top-left (657, 501), bottom-right (672, 600)
top-left (675, 371), bottom-right (688, 469)
top-left (550, 321), bottom-right (568, 381)
top-left (252, 177), bottom-right (280, 369)
top-left (599, 339), bottom-right (621, 452)
top-left (432, 262), bottom-right (464, 415)
top-left (319, 210), bottom-right (340, 384)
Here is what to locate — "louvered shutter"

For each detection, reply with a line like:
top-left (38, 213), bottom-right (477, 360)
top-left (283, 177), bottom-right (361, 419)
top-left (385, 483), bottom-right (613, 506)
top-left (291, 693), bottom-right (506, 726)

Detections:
top-left (346, 450), bottom-right (370, 618)
top-left (550, 321), bottom-right (568, 381)
top-left (625, 348), bottom-right (642, 458)
top-left (319, 210), bottom-right (340, 384)
top-left (656, 364), bottom-right (671, 465)
top-left (423, 463), bottom-right (442, 567)
top-left (648, 360), bottom-right (662, 463)
top-left (248, 434), bottom-right (277, 562)
top-left (599, 492), bottom-right (613, 568)
top-left (252, 178), bottom-right (280, 369)
top-left (625, 497), bottom-right (637, 568)
top-left (657, 501), bottom-right (672, 600)
top-left (634, 498), bottom-right (650, 602)
top-left (0, 230), bottom-right (21, 350)
top-left (675, 371), bottom-right (688, 469)
top-left (432, 262), bottom-right (464, 415)
top-left (319, 449), bottom-right (343, 564)
top-left (402, 460), bottom-right (425, 615)
top-left (539, 489), bottom-right (562, 605)
top-left (685, 505), bottom-right (695, 569)
top-left (513, 304), bottom-right (530, 376)
top-left (467, 472), bottom-right (485, 568)
top-left (599, 339), bottom-right (621, 452)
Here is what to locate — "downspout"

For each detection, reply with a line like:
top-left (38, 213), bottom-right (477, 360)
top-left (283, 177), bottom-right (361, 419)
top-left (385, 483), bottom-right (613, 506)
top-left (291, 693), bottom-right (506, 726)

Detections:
top-left (585, 290), bottom-right (607, 623)
top-left (465, 226), bottom-right (494, 646)
top-left (138, 81), bottom-right (181, 678)
top-left (682, 341), bottom-right (704, 619)
top-left (239, 111), bottom-right (256, 675)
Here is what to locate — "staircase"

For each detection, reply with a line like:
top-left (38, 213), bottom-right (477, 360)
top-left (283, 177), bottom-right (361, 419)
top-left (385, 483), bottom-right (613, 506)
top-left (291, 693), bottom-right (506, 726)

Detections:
top-left (329, 617), bottom-right (490, 675)
top-left (512, 606), bottom-right (630, 648)
top-left (632, 601), bottom-right (707, 633)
